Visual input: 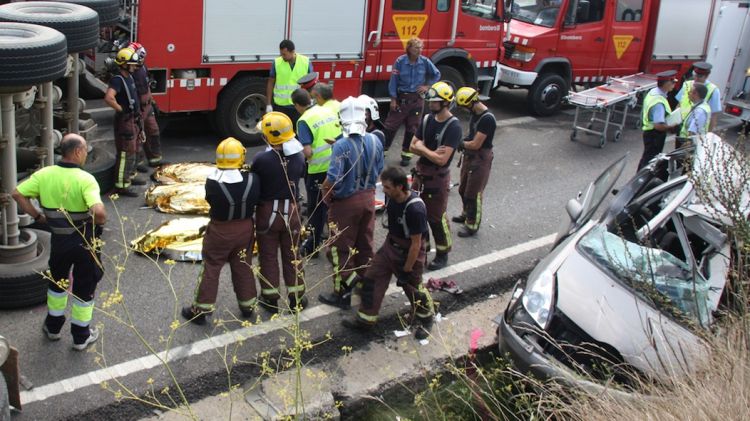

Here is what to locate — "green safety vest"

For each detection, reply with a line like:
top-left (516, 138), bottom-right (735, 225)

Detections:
top-left (322, 99), bottom-right (340, 115)
top-left (298, 105), bottom-right (342, 174)
top-left (273, 54), bottom-right (310, 106)
top-left (642, 89), bottom-right (672, 131)
top-left (679, 80), bottom-right (716, 120)
top-left (680, 101), bottom-right (711, 137)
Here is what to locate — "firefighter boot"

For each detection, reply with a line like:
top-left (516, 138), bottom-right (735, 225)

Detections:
top-left (288, 293), bottom-right (309, 313)
top-left (239, 305), bottom-right (255, 319)
top-left (427, 252), bottom-right (448, 271)
top-left (341, 316), bottom-right (374, 332)
top-left (258, 295), bottom-right (279, 314)
top-left (414, 316), bottom-right (434, 341)
top-left (457, 226), bottom-right (477, 238)
top-left (451, 214), bottom-right (466, 223)
top-left (181, 306), bottom-right (208, 325)
top-left (318, 289), bottom-right (352, 310)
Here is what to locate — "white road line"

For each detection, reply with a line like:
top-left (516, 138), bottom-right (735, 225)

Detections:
top-left (496, 116), bottom-right (538, 127)
top-left (20, 234), bottom-right (555, 406)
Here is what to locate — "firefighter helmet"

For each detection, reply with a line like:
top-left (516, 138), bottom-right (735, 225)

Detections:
top-left (115, 47), bottom-right (140, 66)
top-left (425, 81), bottom-right (454, 102)
top-left (340, 96), bottom-right (367, 136)
top-left (258, 112), bottom-right (295, 145)
top-left (357, 94), bottom-right (380, 121)
top-left (215, 137), bottom-right (246, 169)
top-left (128, 42), bottom-right (146, 63)
top-left (456, 87), bottom-right (479, 107)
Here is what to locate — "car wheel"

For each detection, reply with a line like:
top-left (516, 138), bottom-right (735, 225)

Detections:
top-left (215, 77), bottom-right (266, 145)
top-left (0, 2), bottom-right (99, 53)
top-left (0, 229), bottom-right (51, 309)
top-left (54, 0), bottom-right (120, 26)
top-left (0, 22), bottom-right (67, 90)
top-left (83, 141), bottom-right (116, 193)
top-left (528, 73), bottom-right (567, 117)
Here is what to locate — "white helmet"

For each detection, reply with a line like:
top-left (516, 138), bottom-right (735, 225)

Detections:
top-left (357, 94), bottom-right (380, 121)
top-left (339, 96), bottom-right (367, 136)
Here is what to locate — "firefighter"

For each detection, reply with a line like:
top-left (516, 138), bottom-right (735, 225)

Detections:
top-left (251, 112), bottom-right (308, 313)
top-left (678, 83), bottom-right (711, 145)
top-left (104, 46), bottom-right (142, 197)
top-left (409, 81), bottom-right (462, 270)
top-left (676, 62), bottom-right (721, 131)
top-left (182, 137), bottom-right (261, 324)
top-left (292, 88), bottom-right (342, 258)
top-left (359, 94), bottom-right (386, 135)
top-left (265, 39), bottom-right (313, 126)
top-left (453, 87), bottom-right (496, 238)
top-left (383, 37), bottom-right (441, 166)
top-left (342, 166), bottom-right (435, 340)
top-left (638, 70), bottom-right (679, 170)
top-left (318, 96), bottom-right (385, 309)
top-left (311, 82), bottom-right (341, 115)
top-left (12, 134), bottom-right (106, 350)
top-left (128, 42), bottom-right (163, 168)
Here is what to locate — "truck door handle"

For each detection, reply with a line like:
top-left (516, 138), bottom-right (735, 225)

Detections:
top-left (594, 37), bottom-right (604, 42)
top-left (456, 31), bottom-right (465, 38)
top-left (384, 31), bottom-right (397, 37)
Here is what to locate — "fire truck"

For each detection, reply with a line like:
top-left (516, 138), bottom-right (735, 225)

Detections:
top-left (496, 0), bottom-right (720, 116)
top-left (90, 0), bottom-right (506, 142)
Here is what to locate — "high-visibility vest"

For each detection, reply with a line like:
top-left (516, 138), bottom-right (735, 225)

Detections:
top-left (273, 54), bottom-right (310, 106)
top-left (679, 80), bottom-right (716, 120)
top-left (298, 105), bottom-right (342, 174)
top-left (322, 99), bottom-right (340, 115)
top-left (680, 101), bottom-right (711, 137)
top-left (642, 89), bottom-right (671, 131)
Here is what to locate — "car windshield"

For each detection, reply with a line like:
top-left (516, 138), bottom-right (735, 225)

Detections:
top-left (510, 0), bottom-right (561, 27)
top-left (578, 225), bottom-right (711, 326)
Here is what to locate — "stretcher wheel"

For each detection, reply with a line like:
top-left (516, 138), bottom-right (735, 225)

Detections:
top-left (570, 130), bottom-right (577, 141)
top-left (599, 136), bottom-right (606, 148)
top-left (613, 130), bottom-right (622, 143)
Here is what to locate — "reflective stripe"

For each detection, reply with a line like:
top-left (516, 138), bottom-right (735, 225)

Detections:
top-left (300, 106), bottom-right (341, 174)
top-left (466, 192), bottom-right (482, 230)
top-left (238, 298), bottom-right (257, 308)
top-left (262, 287), bottom-right (279, 295)
top-left (217, 153), bottom-right (242, 160)
top-left (194, 303), bottom-right (215, 311)
top-left (49, 226), bottom-right (78, 235)
top-left (47, 289), bottom-right (68, 316)
top-left (273, 55), bottom-right (310, 106)
top-left (43, 209), bottom-right (91, 221)
top-left (343, 272), bottom-right (357, 288)
top-left (312, 144), bottom-right (332, 154)
top-left (71, 298), bottom-right (94, 327)
top-left (286, 284), bottom-right (305, 294)
top-left (116, 151), bottom-right (129, 188)
top-left (415, 284), bottom-right (435, 318)
top-left (331, 246), bottom-right (344, 292)
top-left (435, 213), bottom-right (452, 252)
top-left (642, 90), bottom-right (671, 131)
top-left (357, 311), bottom-right (378, 322)
top-left (309, 156), bottom-right (331, 166)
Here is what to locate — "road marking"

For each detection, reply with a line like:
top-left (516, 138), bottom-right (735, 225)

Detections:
top-left (496, 116), bottom-right (538, 127)
top-left (86, 107), bottom-right (113, 114)
top-left (20, 234), bottom-right (556, 406)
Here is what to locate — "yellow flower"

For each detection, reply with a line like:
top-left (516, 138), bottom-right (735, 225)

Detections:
top-left (164, 259), bottom-right (176, 266)
top-left (169, 319), bottom-right (180, 330)
top-left (146, 378), bottom-right (154, 385)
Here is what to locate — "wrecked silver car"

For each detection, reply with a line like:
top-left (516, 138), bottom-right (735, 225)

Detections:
top-left (498, 134), bottom-right (747, 390)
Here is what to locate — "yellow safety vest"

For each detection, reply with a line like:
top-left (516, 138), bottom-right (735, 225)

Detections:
top-left (273, 54), bottom-right (310, 106)
top-left (298, 105), bottom-right (342, 174)
top-left (679, 80), bottom-right (716, 120)
top-left (642, 89), bottom-right (672, 131)
top-left (680, 101), bottom-right (711, 137)
top-left (322, 99), bottom-right (340, 115)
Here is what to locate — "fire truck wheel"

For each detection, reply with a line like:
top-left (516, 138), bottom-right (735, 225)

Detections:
top-left (0, 2), bottom-right (99, 53)
top-left (0, 22), bottom-right (67, 89)
top-left (0, 229), bottom-right (51, 310)
top-left (54, 0), bottom-right (120, 27)
top-left (83, 141), bottom-right (116, 193)
top-left (437, 65), bottom-right (466, 92)
top-left (528, 73), bottom-right (567, 117)
top-left (215, 77), bottom-right (266, 145)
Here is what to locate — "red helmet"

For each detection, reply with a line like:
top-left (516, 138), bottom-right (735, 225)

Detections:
top-left (127, 42), bottom-right (146, 63)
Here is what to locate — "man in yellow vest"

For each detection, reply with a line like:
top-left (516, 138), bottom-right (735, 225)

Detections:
top-left (676, 62), bottom-right (721, 131)
top-left (292, 88), bottom-right (343, 257)
top-left (311, 82), bottom-right (341, 115)
top-left (638, 70), bottom-right (679, 170)
top-left (265, 39), bottom-right (313, 125)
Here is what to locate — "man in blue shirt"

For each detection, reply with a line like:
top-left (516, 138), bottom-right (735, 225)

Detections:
top-left (382, 37), bottom-right (440, 167)
top-left (319, 97), bottom-right (384, 309)
top-left (675, 61), bottom-right (721, 131)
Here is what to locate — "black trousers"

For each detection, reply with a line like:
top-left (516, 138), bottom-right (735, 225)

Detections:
top-left (304, 172), bottom-right (328, 250)
top-left (638, 129), bottom-right (667, 170)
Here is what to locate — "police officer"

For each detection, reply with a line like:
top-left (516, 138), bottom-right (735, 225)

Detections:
top-left (383, 37), bottom-right (441, 166)
top-left (359, 94), bottom-right (386, 134)
top-left (311, 82), bottom-right (341, 115)
top-left (12, 134), bottom-right (106, 350)
top-left (292, 88), bottom-right (342, 258)
top-left (297, 71), bottom-right (319, 92)
top-left (182, 137), bottom-right (261, 324)
top-left (265, 39), bottom-right (313, 125)
top-left (342, 166), bottom-right (435, 340)
top-left (678, 83), bottom-right (711, 146)
top-left (676, 62), bottom-right (721, 131)
top-left (104, 46), bottom-right (142, 197)
top-left (638, 70), bottom-right (679, 170)
top-left (128, 42), bottom-right (163, 168)
top-left (453, 87), bottom-right (496, 238)
top-left (252, 112), bottom-right (308, 312)
top-left (318, 97), bottom-right (385, 309)
top-left (409, 81), bottom-right (462, 270)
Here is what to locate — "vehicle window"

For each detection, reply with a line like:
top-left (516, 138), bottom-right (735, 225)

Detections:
top-left (564, 0), bottom-right (605, 25)
top-left (462, 0), bottom-right (500, 20)
top-left (510, 0), bottom-right (561, 28)
top-left (616, 0), bottom-right (643, 22)
top-left (438, 0), bottom-right (451, 12)
top-left (393, 0), bottom-right (425, 11)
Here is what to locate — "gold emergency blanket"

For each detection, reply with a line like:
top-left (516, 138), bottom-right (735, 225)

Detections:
top-left (152, 162), bottom-right (216, 184)
top-left (130, 217), bottom-right (209, 262)
top-left (146, 162), bottom-right (216, 215)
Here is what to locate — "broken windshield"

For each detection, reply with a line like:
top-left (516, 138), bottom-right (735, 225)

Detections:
top-left (511, 0), bottom-right (561, 27)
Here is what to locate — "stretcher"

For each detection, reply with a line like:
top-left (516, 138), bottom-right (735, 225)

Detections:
top-left (566, 73), bottom-right (657, 148)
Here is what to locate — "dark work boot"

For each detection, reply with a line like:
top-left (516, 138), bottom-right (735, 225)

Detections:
top-left (239, 305), bottom-right (255, 319)
top-left (341, 316), bottom-right (374, 332)
top-left (451, 215), bottom-right (466, 223)
top-left (457, 226), bottom-right (477, 238)
top-left (258, 295), bottom-right (279, 314)
top-left (181, 306), bottom-right (208, 325)
top-left (288, 294), bottom-right (309, 313)
top-left (427, 253), bottom-right (448, 271)
top-left (136, 163), bottom-right (149, 173)
top-left (414, 317), bottom-right (434, 340)
top-left (113, 187), bottom-right (140, 197)
top-left (318, 290), bottom-right (351, 310)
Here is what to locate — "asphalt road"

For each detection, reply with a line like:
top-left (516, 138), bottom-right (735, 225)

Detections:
top-left (2, 89), bottom-right (743, 420)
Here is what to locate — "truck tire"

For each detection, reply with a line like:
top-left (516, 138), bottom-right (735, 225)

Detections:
top-left (528, 73), bottom-right (567, 116)
top-left (0, 22), bottom-right (67, 89)
top-left (215, 77), bottom-right (266, 145)
top-left (83, 141), bottom-right (116, 193)
top-left (0, 229), bottom-right (51, 310)
top-left (54, 0), bottom-right (120, 26)
top-left (0, 2), bottom-right (99, 53)
top-left (437, 65), bottom-right (466, 92)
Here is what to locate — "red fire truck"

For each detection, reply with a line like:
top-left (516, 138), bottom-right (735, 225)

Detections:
top-left (92, 0), bottom-right (506, 142)
top-left (496, 0), bottom-right (719, 116)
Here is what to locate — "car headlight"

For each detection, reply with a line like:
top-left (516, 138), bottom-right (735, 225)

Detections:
top-left (510, 45), bottom-right (536, 62)
top-left (521, 270), bottom-right (555, 329)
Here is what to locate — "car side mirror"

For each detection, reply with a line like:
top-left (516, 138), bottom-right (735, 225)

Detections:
top-left (566, 198), bottom-right (583, 221)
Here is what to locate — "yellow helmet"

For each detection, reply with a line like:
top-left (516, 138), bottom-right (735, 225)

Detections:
top-left (215, 137), bottom-right (246, 169)
top-left (257, 111), bottom-right (294, 145)
top-left (115, 46), bottom-right (140, 66)
top-left (425, 81), bottom-right (454, 102)
top-left (456, 87), bottom-right (479, 107)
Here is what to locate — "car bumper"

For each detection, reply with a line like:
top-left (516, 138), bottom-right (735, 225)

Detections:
top-left (497, 64), bottom-right (537, 87)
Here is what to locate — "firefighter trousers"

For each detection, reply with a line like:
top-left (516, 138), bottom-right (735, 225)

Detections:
top-left (46, 231), bottom-right (103, 343)
top-left (255, 200), bottom-right (304, 299)
top-left (327, 189), bottom-right (376, 294)
top-left (458, 149), bottom-right (494, 231)
top-left (356, 235), bottom-right (434, 324)
top-left (383, 93), bottom-right (423, 156)
top-left (413, 163), bottom-right (452, 254)
top-left (193, 218), bottom-right (257, 312)
top-left (113, 112), bottom-right (138, 189)
top-left (140, 98), bottom-right (162, 165)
